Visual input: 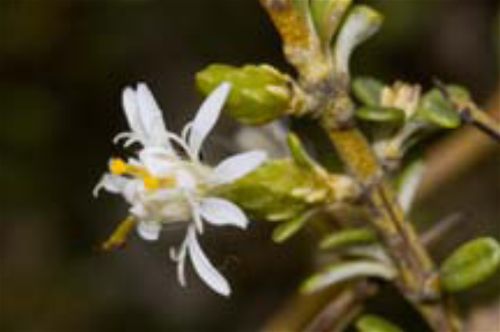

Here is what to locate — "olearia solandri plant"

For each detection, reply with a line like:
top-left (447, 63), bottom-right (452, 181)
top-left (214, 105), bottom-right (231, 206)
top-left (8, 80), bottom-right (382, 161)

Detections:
top-left (95, 0), bottom-right (500, 331)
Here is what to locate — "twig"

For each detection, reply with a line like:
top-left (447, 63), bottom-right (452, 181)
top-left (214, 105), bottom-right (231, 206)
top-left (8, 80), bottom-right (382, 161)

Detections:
top-left (260, 1), bottom-right (461, 331)
top-left (418, 90), bottom-right (499, 199)
top-left (434, 79), bottom-right (500, 142)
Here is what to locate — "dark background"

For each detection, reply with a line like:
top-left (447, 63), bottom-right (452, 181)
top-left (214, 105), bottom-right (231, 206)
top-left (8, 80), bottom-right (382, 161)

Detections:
top-left (0, 0), bottom-right (499, 331)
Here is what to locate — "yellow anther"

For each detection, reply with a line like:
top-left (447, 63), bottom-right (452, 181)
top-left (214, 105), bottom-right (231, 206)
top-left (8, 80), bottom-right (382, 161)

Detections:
top-left (143, 176), bottom-right (160, 190)
top-left (110, 158), bottom-right (128, 175)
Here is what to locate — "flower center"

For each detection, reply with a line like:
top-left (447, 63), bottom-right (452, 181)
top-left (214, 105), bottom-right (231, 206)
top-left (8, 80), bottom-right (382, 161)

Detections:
top-left (109, 158), bottom-right (176, 191)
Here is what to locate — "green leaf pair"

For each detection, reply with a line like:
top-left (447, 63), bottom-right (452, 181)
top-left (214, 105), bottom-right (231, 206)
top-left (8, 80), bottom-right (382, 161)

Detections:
top-left (352, 77), bottom-right (467, 129)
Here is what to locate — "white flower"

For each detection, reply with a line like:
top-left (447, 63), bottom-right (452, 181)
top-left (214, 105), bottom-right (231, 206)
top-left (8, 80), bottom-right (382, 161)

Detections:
top-left (94, 82), bottom-right (267, 296)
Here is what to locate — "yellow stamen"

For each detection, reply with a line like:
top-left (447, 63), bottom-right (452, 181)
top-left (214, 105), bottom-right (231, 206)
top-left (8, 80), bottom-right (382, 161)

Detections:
top-left (144, 176), bottom-right (160, 190)
top-left (101, 216), bottom-right (136, 251)
top-left (110, 158), bottom-right (128, 175)
top-left (144, 176), bottom-right (176, 191)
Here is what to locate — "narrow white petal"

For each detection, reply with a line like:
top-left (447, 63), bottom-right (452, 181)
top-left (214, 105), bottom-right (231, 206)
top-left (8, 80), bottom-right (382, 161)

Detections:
top-left (122, 87), bottom-right (146, 138)
top-left (211, 150), bottom-right (267, 184)
top-left (93, 173), bottom-right (128, 197)
top-left (175, 169), bottom-right (198, 191)
top-left (186, 228), bottom-right (231, 297)
top-left (129, 204), bottom-right (147, 219)
top-left (136, 83), bottom-right (171, 147)
top-left (200, 198), bottom-right (248, 229)
top-left (177, 251), bottom-right (187, 287)
top-left (136, 221), bottom-right (162, 241)
top-left (188, 82), bottom-right (231, 156)
top-left (139, 147), bottom-right (176, 177)
top-left (123, 179), bottom-right (141, 203)
top-left (171, 242), bottom-right (188, 287)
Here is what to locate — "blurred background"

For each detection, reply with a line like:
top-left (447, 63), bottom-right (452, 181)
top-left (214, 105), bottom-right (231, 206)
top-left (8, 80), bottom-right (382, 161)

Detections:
top-left (0, 0), bottom-right (498, 331)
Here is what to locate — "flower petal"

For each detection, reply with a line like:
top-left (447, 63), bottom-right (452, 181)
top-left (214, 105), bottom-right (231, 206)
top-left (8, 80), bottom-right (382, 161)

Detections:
top-left (200, 197), bottom-right (249, 229)
top-left (186, 227), bottom-right (231, 296)
top-left (93, 173), bottom-right (128, 197)
top-left (136, 221), bottom-right (162, 241)
top-left (122, 87), bottom-right (146, 139)
top-left (139, 147), bottom-right (175, 177)
top-left (211, 150), bottom-right (267, 184)
top-left (136, 83), bottom-right (171, 147)
top-left (188, 82), bottom-right (231, 156)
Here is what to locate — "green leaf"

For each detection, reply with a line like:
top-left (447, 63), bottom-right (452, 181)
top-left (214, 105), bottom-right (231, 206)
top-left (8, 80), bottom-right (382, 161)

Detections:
top-left (310, 0), bottom-right (352, 45)
top-left (447, 84), bottom-right (471, 104)
top-left (333, 5), bottom-right (384, 73)
top-left (440, 237), bottom-right (500, 293)
top-left (352, 77), bottom-right (384, 106)
top-left (395, 159), bottom-right (425, 213)
top-left (356, 314), bottom-right (404, 332)
top-left (301, 261), bottom-right (396, 293)
top-left (196, 64), bottom-right (292, 125)
top-left (287, 133), bottom-right (317, 170)
top-left (356, 106), bottom-right (405, 123)
top-left (320, 228), bottom-right (376, 250)
top-left (214, 159), bottom-right (328, 222)
top-left (415, 89), bottom-right (461, 128)
top-left (272, 213), bottom-right (310, 243)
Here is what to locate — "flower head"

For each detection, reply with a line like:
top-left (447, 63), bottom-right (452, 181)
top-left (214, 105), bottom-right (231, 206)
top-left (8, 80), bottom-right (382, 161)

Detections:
top-left (94, 82), bottom-right (267, 296)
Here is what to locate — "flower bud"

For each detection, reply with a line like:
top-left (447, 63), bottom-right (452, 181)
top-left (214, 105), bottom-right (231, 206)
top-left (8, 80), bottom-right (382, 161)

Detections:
top-left (196, 64), bottom-right (298, 125)
top-left (213, 159), bottom-right (327, 222)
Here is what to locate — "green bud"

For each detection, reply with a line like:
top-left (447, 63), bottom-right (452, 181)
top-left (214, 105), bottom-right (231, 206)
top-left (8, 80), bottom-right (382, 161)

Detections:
top-left (301, 261), bottom-right (396, 293)
top-left (414, 89), bottom-right (461, 128)
top-left (213, 159), bottom-right (328, 222)
top-left (356, 315), bottom-right (404, 332)
top-left (333, 6), bottom-right (383, 74)
top-left (352, 77), bottom-right (384, 106)
top-left (440, 237), bottom-right (500, 293)
top-left (196, 64), bottom-right (294, 125)
top-left (356, 106), bottom-right (406, 123)
top-left (319, 228), bottom-right (377, 250)
top-left (310, 0), bottom-right (352, 45)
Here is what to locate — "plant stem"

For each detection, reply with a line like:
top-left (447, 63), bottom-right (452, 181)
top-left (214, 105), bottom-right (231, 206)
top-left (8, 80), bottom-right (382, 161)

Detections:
top-left (259, 0), bottom-right (461, 330)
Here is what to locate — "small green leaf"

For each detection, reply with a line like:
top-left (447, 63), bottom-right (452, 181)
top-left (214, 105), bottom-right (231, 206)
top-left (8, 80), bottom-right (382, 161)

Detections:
top-left (356, 314), bottom-right (404, 332)
top-left (352, 77), bottom-right (384, 106)
top-left (447, 84), bottom-right (471, 104)
top-left (356, 106), bottom-right (405, 123)
top-left (320, 228), bottom-right (376, 250)
top-left (415, 89), bottom-right (461, 128)
top-left (301, 261), bottom-right (396, 293)
top-left (440, 237), bottom-right (500, 293)
top-left (287, 133), bottom-right (317, 170)
top-left (333, 5), bottom-right (383, 73)
top-left (395, 159), bottom-right (425, 213)
top-left (310, 0), bottom-right (352, 45)
top-left (196, 64), bottom-right (292, 125)
top-left (272, 213), bottom-right (310, 243)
